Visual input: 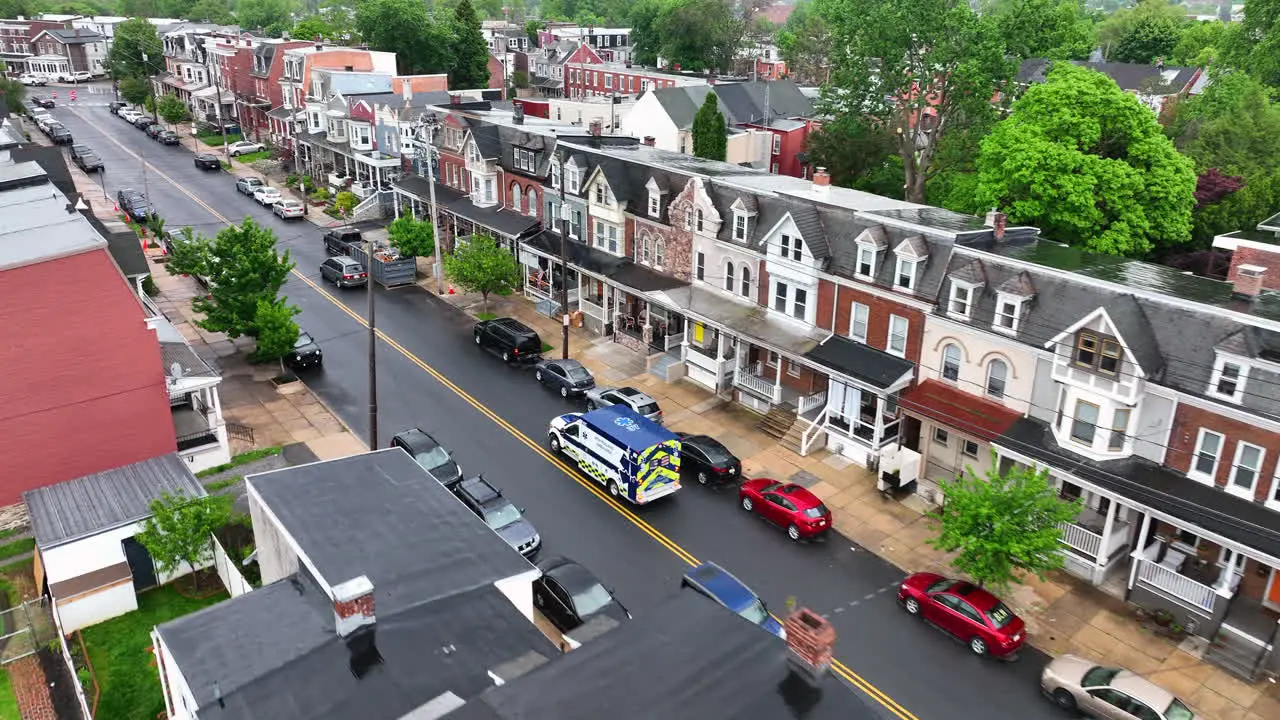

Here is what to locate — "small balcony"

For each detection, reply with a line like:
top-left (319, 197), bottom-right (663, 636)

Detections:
top-left (173, 405), bottom-right (219, 452)
top-left (1130, 541), bottom-right (1236, 627)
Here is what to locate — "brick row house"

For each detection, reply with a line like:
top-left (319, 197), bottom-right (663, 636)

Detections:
top-left (0, 17), bottom-right (72, 75)
top-left (386, 104), bottom-right (1280, 679)
top-left (154, 24), bottom-right (243, 111)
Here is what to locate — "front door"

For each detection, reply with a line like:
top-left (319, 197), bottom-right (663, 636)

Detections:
top-left (122, 537), bottom-right (157, 592)
top-left (1266, 568), bottom-right (1280, 612)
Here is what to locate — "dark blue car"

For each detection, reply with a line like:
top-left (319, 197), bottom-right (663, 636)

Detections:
top-left (681, 561), bottom-right (785, 639)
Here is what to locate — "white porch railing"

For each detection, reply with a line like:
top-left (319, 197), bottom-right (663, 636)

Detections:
top-left (734, 368), bottom-right (781, 403)
top-left (800, 407), bottom-right (829, 455)
top-left (581, 297), bottom-right (605, 320)
top-left (798, 390), bottom-right (827, 415)
top-left (1136, 558), bottom-right (1217, 614)
top-left (686, 347), bottom-right (720, 372)
top-left (1059, 522), bottom-right (1103, 558)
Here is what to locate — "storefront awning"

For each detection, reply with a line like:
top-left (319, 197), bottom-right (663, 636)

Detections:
top-left (899, 379), bottom-right (1019, 440)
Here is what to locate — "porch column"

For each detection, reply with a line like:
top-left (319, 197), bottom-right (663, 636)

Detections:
top-left (736, 338), bottom-right (745, 368)
top-left (1095, 499), bottom-right (1119, 572)
top-left (393, 189), bottom-right (401, 217)
top-left (1217, 549), bottom-right (1240, 595)
top-left (873, 394), bottom-right (886, 445)
top-left (773, 357), bottom-right (783, 405)
top-left (1128, 511), bottom-right (1153, 591)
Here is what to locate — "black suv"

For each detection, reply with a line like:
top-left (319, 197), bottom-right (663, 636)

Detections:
top-left (389, 428), bottom-right (462, 487)
top-left (474, 318), bottom-right (543, 364)
top-left (49, 126), bottom-right (73, 145)
top-left (286, 330), bottom-right (322, 370)
top-left (323, 226), bottom-right (363, 255)
top-left (116, 189), bottom-right (154, 223)
top-left (453, 476), bottom-right (540, 559)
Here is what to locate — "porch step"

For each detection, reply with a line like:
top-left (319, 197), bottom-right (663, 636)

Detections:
top-left (758, 407), bottom-right (796, 440)
top-left (1205, 628), bottom-right (1273, 681)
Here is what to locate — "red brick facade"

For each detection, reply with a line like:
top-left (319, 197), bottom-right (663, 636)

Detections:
top-left (564, 63), bottom-right (687, 98)
top-left (1166, 402), bottom-right (1280, 503)
top-left (504, 176), bottom-right (543, 220)
top-left (817, 281), bottom-right (925, 363)
top-left (1226, 245), bottom-right (1280, 293)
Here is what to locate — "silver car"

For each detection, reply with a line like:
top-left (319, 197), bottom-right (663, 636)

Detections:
top-left (584, 386), bottom-right (663, 424)
top-left (1041, 654), bottom-right (1197, 719)
top-left (273, 198), bottom-right (305, 218)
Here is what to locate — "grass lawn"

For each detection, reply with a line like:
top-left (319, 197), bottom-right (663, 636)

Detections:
top-left (196, 131), bottom-right (242, 146)
top-left (232, 150), bottom-right (271, 163)
top-left (0, 537), bottom-right (34, 561)
top-left (82, 584), bottom-right (228, 720)
top-left (0, 668), bottom-right (18, 720)
top-left (476, 312), bottom-right (497, 321)
top-left (196, 447), bottom-right (281, 478)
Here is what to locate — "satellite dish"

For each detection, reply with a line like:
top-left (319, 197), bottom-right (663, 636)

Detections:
top-left (170, 361), bottom-right (185, 378)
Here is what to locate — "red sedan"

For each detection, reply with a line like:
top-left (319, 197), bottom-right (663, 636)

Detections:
top-left (738, 479), bottom-right (831, 541)
top-left (898, 572), bottom-right (1027, 658)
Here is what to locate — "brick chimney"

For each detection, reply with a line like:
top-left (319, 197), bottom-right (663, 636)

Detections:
top-left (314, 36), bottom-right (323, 51)
top-left (643, 136), bottom-right (655, 147)
top-left (451, 94), bottom-right (462, 105)
top-left (984, 208), bottom-right (1007, 241)
top-left (811, 167), bottom-right (830, 197)
top-left (333, 576), bottom-right (375, 638)
top-left (1233, 264), bottom-right (1267, 299)
top-left (784, 608), bottom-right (835, 686)
top-left (589, 118), bottom-right (602, 136)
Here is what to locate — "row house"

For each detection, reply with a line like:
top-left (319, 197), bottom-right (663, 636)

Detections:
top-left (898, 214), bottom-right (1280, 680)
top-left (203, 35), bottom-right (254, 130)
top-left (0, 17), bottom-right (70, 74)
top-left (271, 44), bottom-right (398, 153)
top-left (563, 60), bottom-right (709, 102)
top-left (155, 25), bottom-right (241, 110)
top-left (241, 38), bottom-right (312, 143)
top-left (482, 19), bottom-right (528, 83)
top-left (28, 27), bottom-right (106, 78)
top-left (537, 24), bottom-right (632, 63)
top-left (527, 40), bottom-right (597, 97)
top-left (621, 79), bottom-right (816, 176)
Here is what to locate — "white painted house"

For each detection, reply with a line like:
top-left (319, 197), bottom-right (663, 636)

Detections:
top-left (24, 453), bottom-right (207, 633)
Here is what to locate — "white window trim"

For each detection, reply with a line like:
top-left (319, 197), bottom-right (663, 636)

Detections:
top-left (1208, 356), bottom-right (1249, 404)
top-left (848, 302), bottom-right (869, 343)
top-left (941, 345), bottom-right (961, 383)
top-left (948, 281), bottom-right (977, 320)
top-left (1268, 466), bottom-right (1280, 512)
top-left (855, 245), bottom-right (877, 279)
top-left (1189, 428), bottom-right (1224, 485)
top-left (887, 315), bottom-right (908, 357)
top-left (733, 212), bottom-right (748, 241)
top-left (986, 360), bottom-right (1007, 399)
top-left (894, 256), bottom-right (919, 291)
top-left (961, 439), bottom-right (980, 458)
top-left (1227, 441), bottom-right (1265, 500)
top-left (648, 193), bottom-right (660, 218)
top-left (992, 292), bottom-right (1024, 335)
top-left (933, 427), bottom-right (949, 446)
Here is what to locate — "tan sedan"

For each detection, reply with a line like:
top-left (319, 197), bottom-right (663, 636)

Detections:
top-left (1041, 654), bottom-right (1197, 719)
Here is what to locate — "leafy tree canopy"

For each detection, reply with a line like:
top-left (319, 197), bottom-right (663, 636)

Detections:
top-left (0, 76), bottom-right (25, 115)
top-left (119, 75), bottom-right (153, 106)
top-left (443, 235), bottom-right (521, 314)
top-left (388, 212), bottom-right (436, 258)
top-left (1223, 0), bottom-right (1280, 89)
top-left (930, 455), bottom-right (1082, 594)
top-left (106, 18), bottom-right (163, 81)
top-left (1169, 19), bottom-right (1227, 67)
top-left (1098, 0), bottom-right (1186, 64)
top-left (654, 0), bottom-right (744, 73)
top-left (156, 94), bottom-right (189, 125)
top-left (252, 298), bottom-right (301, 371)
top-left (449, 0), bottom-right (493, 90)
top-left (186, 0), bottom-right (236, 24)
top-left (691, 93), bottom-right (727, 161)
top-left (971, 62), bottom-right (1196, 256)
top-left (355, 0), bottom-right (455, 75)
top-left (136, 492), bottom-right (232, 592)
top-left (984, 0), bottom-right (1096, 61)
top-left (776, 0), bottom-right (831, 85)
top-left (236, 0), bottom-right (300, 33)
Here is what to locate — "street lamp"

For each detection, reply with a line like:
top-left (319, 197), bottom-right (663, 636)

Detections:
top-left (412, 113), bottom-right (446, 295)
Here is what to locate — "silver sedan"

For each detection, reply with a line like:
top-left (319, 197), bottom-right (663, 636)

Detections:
top-left (584, 386), bottom-right (663, 424)
top-left (1041, 654), bottom-right (1197, 719)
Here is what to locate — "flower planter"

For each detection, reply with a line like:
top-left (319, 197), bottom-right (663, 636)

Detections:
top-left (272, 374), bottom-right (303, 394)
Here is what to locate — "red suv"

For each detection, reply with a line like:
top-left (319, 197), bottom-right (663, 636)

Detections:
top-left (738, 479), bottom-right (831, 541)
top-left (898, 573), bottom-right (1026, 658)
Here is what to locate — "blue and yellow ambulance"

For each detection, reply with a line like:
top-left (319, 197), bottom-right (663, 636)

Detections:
top-left (548, 405), bottom-right (681, 504)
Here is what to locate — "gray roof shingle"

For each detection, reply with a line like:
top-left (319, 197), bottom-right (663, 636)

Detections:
top-left (24, 454), bottom-right (205, 549)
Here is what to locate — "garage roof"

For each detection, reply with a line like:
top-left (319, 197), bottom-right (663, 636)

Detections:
top-left (24, 453), bottom-right (205, 549)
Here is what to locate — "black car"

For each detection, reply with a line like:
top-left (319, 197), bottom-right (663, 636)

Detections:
top-left (145, 124), bottom-right (165, 139)
top-left (533, 556), bottom-right (630, 636)
top-left (676, 432), bottom-right (742, 485)
top-left (157, 130), bottom-right (180, 145)
top-left (534, 358), bottom-right (595, 398)
top-left (453, 476), bottom-right (540, 559)
top-left (69, 143), bottom-right (92, 161)
top-left (33, 96), bottom-right (54, 108)
top-left (116, 189), bottom-right (154, 223)
top-left (319, 256), bottom-right (368, 288)
top-left (133, 116), bottom-right (157, 130)
top-left (286, 331), bottom-right (322, 369)
top-left (193, 152), bottom-right (221, 170)
top-left (73, 151), bottom-right (103, 172)
top-left (107, 101), bottom-right (126, 114)
top-left (474, 318), bottom-right (543, 364)
top-left (389, 428), bottom-right (463, 487)
top-left (49, 126), bottom-right (73, 145)
top-left (235, 176), bottom-right (264, 195)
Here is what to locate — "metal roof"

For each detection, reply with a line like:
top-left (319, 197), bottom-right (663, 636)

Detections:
top-left (0, 158), bottom-right (107, 272)
top-left (24, 453), bottom-right (205, 549)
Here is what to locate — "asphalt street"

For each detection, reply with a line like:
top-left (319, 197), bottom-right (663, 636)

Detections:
top-left (54, 93), bottom-right (1062, 720)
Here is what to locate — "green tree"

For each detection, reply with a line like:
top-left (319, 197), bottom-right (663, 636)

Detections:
top-left (930, 456), bottom-right (1082, 595)
top-left (806, 118), bottom-right (905, 196)
top-left (1221, 0), bottom-right (1280, 88)
top-left (0, 75), bottom-right (24, 115)
top-left (984, 0), bottom-right (1096, 61)
top-left (971, 62), bottom-right (1196, 256)
top-left (136, 492), bottom-right (232, 592)
top-left (1170, 19), bottom-right (1227, 66)
top-left (119, 76), bottom-right (153, 106)
top-left (186, 0), bottom-right (236, 23)
top-left (356, 0), bottom-right (455, 75)
top-left (627, 0), bottom-right (664, 66)
top-left (119, 0), bottom-right (159, 15)
top-left (388, 212), bottom-right (435, 258)
top-left (1098, 0), bottom-right (1186, 63)
top-left (776, 0), bottom-right (831, 84)
top-left (252, 298), bottom-right (301, 374)
top-left (156, 94), bottom-right (189, 125)
top-left (443, 234), bottom-right (520, 314)
top-left (815, 0), bottom-right (1013, 203)
top-left (691, 92), bottom-right (727, 161)
top-left (655, 0), bottom-right (744, 72)
top-left (292, 14), bottom-right (339, 40)
top-left (165, 220), bottom-right (296, 338)
top-left (524, 19), bottom-right (545, 49)
top-left (335, 190), bottom-right (357, 215)
top-left (236, 0), bottom-right (299, 32)
top-left (106, 18), bottom-right (163, 81)
top-left (0, 0), bottom-right (44, 19)
top-left (450, 0), bottom-right (492, 89)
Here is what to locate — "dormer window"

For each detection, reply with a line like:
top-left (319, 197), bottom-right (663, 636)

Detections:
top-left (856, 245), bottom-right (876, 278)
top-left (648, 192), bottom-right (660, 217)
top-left (779, 234), bottom-right (802, 261)
top-left (948, 282), bottom-right (976, 318)
top-left (994, 294), bottom-right (1024, 333)
top-left (892, 236), bottom-right (928, 292)
top-left (551, 162), bottom-right (561, 189)
top-left (734, 212), bottom-right (748, 241)
top-left (895, 257), bottom-right (920, 291)
top-left (1209, 356), bottom-right (1249, 404)
top-left (566, 165), bottom-right (581, 193)
top-left (593, 184), bottom-right (611, 205)
top-left (1073, 331), bottom-right (1122, 376)
top-left (514, 147), bottom-right (537, 173)
top-left (467, 142), bottom-right (481, 163)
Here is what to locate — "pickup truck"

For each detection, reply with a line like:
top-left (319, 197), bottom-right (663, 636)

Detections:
top-left (323, 226), bottom-right (363, 256)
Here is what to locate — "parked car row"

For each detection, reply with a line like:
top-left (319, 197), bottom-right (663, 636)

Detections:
top-left (22, 70), bottom-right (99, 83)
top-left (69, 143), bottom-right (102, 173)
top-left (31, 110), bottom-right (72, 145)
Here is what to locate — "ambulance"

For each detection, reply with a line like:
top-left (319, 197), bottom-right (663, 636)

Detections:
top-left (548, 406), bottom-right (681, 504)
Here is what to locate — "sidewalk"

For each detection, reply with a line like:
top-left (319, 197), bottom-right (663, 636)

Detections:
top-left (443, 288), bottom-right (1278, 720)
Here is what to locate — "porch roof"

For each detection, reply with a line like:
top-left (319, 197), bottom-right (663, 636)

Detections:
top-left (394, 175), bottom-right (466, 205)
top-left (190, 85), bottom-right (221, 101)
top-left (524, 231), bottom-right (687, 293)
top-left (996, 416), bottom-right (1280, 563)
top-left (445, 196), bottom-right (542, 239)
top-left (899, 379), bottom-right (1020, 441)
top-left (649, 284), bottom-right (827, 358)
top-left (266, 106), bottom-right (305, 121)
top-left (804, 335), bottom-right (915, 392)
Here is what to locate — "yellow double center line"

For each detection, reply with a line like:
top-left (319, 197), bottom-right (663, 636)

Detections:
top-left (87, 112), bottom-right (919, 720)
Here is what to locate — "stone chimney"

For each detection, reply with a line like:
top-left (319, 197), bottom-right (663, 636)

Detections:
top-left (333, 575), bottom-right (375, 638)
top-left (812, 167), bottom-right (830, 197)
top-left (984, 208), bottom-right (1007, 241)
top-left (589, 118), bottom-right (603, 136)
top-left (784, 608), bottom-right (835, 686)
top-left (1233, 264), bottom-right (1267, 299)
top-left (643, 136), bottom-right (656, 147)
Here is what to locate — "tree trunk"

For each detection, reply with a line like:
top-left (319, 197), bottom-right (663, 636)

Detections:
top-left (189, 559), bottom-right (201, 591)
top-left (481, 291), bottom-right (489, 315)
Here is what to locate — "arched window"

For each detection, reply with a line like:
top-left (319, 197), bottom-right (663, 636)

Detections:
top-left (986, 359), bottom-right (1008, 399)
top-left (724, 261), bottom-right (735, 291)
top-left (741, 265), bottom-right (751, 297)
top-left (510, 182), bottom-right (522, 213)
top-left (640, 234), bottom-right (651, 264)
top-left (526, 187), bottom-right (538, 216)
top-left (654, 239), bottom-right (666, 267)
top-left (695, 208), bottom-right (704, 232)
top-left (942, 344), bottom-right (961, 382)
